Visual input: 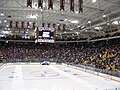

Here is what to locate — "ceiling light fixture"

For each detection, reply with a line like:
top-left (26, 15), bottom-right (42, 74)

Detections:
top-left (94, 26), bottom-right (102, 30)
top-left (0, 12), bottom-right (4, 16)
top-left (6, 25), bottom-right (9, 27)
top-left (0, 35), bottom-right (5, 37)
top-left (88, 21), bottom-right (91, 23)
top-left (112, 20), bottom-right (119, 25)
top-left (64, 18), bottom-right (67, 21)
top-left (75, 11), bottom-right (79, 14)
top-left (71, 20), bottom-right (79, 23)
top-left (103, 15), bottom-right (106, 17)
top-left (6, 41), bottom-right (8, 43)
top-left (64, 31), bottom-right (66, 33)
top-left (57, 24), bottom-right (60, 26)
top-left (28, 26), bottom-right (30, 28)
top-left (107, 23), bottom-right (110, 25)
top-left (8, 28), bottom-right (10, 30)
top-left (92, 0), bottom-right (97, 3)
top-left (40, 9), bottom-right (43, 12)
top-left (4, 19), bottom-right (7, 23)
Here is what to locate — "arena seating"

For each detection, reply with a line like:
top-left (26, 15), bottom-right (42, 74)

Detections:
top-left (0, 38), bottom-right (119, 72)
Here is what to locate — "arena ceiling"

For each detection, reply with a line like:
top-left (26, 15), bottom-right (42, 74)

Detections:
top-left (0, 0), bottom-right (120, 40)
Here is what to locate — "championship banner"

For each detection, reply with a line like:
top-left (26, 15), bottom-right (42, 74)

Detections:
top-left (38, 0), bottom-right (43, 8)
top-left (42, 23), bottom-right (45, 27)
top-left (48, 0), bottom-right (53, 9)
top-left (24, 28), bottom-right (26, 34)
top-left (36, 27), bottom-right (39, 39)
top-left (27, 0), bottom-right (32, 8)
top-left (18, 28), bottom-right (20, 33)
top-left (63, 24), bottom-right (65, 31)
top-left (16, 21), bottom-right (18, 28)
top-left (10, 21), bottom-right (13, 28)
top-left (58, 24), bottom-right (60, 31)
top-left (33, 22), bottom-right (36, 29)
top-left (27, 21), bottom-right (30, 28)
top-left (48, 23), bottom-right (50, 28)
top-left (53, 23), bottom-right (56, 29)
top-left (79, 0), bottom-right (83, 13)
top-left (21, 22), bottom-right (24, 29)
top-left (70, 0), bottom-right (74, 12)
top-left (60, 0), bottom-right (65, 11)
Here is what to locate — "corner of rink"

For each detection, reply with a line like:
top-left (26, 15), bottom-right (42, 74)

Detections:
top-left (62, 63), bottom-right (120, 83)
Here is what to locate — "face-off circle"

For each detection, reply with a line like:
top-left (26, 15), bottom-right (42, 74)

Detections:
top-left (29, 70), bottom-right (59, 77)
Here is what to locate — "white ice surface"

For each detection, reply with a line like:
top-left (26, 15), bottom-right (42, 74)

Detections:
top-left (0, 64), bottom-right (120, 90)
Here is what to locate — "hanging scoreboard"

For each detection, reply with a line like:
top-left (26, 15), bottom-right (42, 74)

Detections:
top-left (35, 27), bottom-right (56, 43)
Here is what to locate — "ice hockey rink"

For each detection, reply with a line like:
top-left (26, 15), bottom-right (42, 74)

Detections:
top-left (0, 63), bottom-right (120, 90)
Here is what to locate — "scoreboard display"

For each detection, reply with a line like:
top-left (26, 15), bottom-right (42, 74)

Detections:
top-left (35, 27), bottom-right (56, 43)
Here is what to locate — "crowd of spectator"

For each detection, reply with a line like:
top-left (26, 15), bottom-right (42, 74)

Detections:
top-left (0, 38), bottom-right (120, 72)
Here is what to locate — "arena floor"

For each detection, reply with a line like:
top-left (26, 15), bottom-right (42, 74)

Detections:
top-left (0, 64), bottom-right (120, 90)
